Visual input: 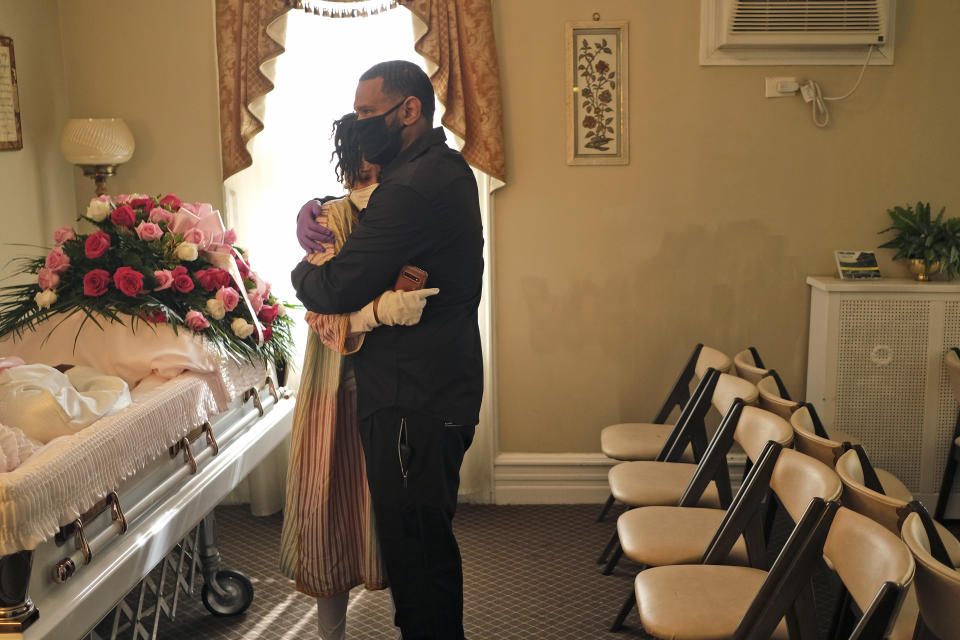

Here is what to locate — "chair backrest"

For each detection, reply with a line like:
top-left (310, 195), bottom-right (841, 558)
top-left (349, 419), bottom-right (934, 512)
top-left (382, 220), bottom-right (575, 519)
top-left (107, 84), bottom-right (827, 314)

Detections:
top-left (711, 373), bottom-right (759, 417)
top-left (768, 448), bottom-right (842, 523)
top-left (835, 448), bottom-right (908, 534)
top-left (790, 405), bottom-right (845, 467)
top-left (756, 374), bottom-right (799, 420)
top-left (901, 512), bottom-right (960, 640)
top-left (732, 406), bottom-right (794, 464)
top-left (823, 507), bottom-right (915, 637)
top-left (694, 345), bottom-right (733, 381)
top-left (946, 349), bottom-right (960, 405)
top-left (733, 348), bottom-right (769, 385)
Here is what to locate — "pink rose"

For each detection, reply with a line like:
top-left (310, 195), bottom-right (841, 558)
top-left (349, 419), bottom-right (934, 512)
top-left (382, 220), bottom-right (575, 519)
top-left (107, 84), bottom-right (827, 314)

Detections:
top-left (111, 205), bottom-right (136, 227)
top-left (215, 286), bottom-right (240, 312)
top-left (130, 197), bottom-right (154, 210)
top-left (84, 231), bottom-right (111, 259)
top-left (148, 207), bottom-right (174, 225)
top-left (185, 310), bottom-right (210, 331)
top-left (172, 271), bottom-right (195, 293)
top-left (247, 292), bottom-right (264, 314)
top-left (235, 257), bottom-right (250, 281)
top-left (183, 228), bottom-right (205, 245)
top-left (53, 226), bottom-right (76, 245)
top-left (83, 269), bottom-right (111, 296)
top-left (135, 221), bottom-right (164, 242)
top-left (159, 194), bottom-right (182, 210)
top-left (258, 303), bottom-right (279, 325)
top-left (45, 247), bottom-right (71, 273)
top-left (37, 267), bottom-right (60, 290)
top-left (261, 326), bottom-right (273, 342)
top-left (113, 194), bottom-right (131, 204)
top-left (222, 229), bottom-right (238, 245)
top-left (113, 266), bottom-right (144, 297)
top-left (153, 269), bottom-right (174, 291)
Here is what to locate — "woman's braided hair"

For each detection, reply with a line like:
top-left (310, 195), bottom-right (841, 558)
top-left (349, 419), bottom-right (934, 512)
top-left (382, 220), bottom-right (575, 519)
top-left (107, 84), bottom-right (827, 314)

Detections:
top-left (330, 112), bottom-right (363, 188)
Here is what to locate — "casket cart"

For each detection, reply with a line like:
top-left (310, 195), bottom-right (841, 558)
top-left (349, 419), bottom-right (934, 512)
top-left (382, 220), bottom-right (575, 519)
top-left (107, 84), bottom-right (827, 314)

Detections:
top-left (0, 362), bottom-right (295, 639)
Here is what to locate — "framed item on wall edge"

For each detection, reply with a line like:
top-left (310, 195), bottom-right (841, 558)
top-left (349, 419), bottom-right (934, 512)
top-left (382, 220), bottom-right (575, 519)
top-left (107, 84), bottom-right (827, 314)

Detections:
top-left (565, 20), bottom-right (628, 166)
top-left (0, 36), bottom-right (22, 152)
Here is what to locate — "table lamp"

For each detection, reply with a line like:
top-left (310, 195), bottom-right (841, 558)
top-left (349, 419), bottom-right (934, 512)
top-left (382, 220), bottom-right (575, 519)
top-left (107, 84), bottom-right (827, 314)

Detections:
top-left (59, 118), bottom-right (135, 196)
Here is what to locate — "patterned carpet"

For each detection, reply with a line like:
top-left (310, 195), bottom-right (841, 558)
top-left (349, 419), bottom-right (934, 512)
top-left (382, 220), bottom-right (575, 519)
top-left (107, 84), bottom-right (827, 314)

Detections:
top-left (136, 503), bottom-right (651, 640)
top-left (107, 502), bottom-right (960, 640)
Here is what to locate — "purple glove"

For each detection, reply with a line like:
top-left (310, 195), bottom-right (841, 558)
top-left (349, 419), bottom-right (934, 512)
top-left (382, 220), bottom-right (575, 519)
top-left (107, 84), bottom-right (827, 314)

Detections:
top-left (296, 199), bottom-right (336, 253)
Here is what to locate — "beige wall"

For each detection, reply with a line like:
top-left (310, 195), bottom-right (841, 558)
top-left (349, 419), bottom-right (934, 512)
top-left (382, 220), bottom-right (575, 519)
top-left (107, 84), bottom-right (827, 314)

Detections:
top-left (493, 1), bottom-right (960, 452)
top-left (58, 0), bottom-right (223, 214)
top-left (0, 0), bottom-right (75, 280)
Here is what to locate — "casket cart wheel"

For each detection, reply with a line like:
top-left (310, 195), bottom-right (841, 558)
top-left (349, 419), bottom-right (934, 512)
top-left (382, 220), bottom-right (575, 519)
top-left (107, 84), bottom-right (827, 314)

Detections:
top-left (200, 569), bottom-right (254, 616)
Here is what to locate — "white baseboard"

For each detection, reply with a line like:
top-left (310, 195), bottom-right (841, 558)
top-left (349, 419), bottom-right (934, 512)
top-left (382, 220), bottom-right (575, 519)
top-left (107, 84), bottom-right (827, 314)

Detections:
top-left (493, 452), bottom-right (748, 505)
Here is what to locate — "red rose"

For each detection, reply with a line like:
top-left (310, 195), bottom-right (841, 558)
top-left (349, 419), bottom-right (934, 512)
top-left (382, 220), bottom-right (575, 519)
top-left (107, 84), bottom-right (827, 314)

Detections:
top-left (258, 303), bottom-right (279, 325)
top-left (172, 273), bottom-right (195, 293)
top-left (130, 197), bottom-right (154, 210)
top-left (159, 194), bottom-right (182, 210)
top-left (140, 309), bottom-right (167, 324)
top-left (195, 268), bottom-right (232, 291)
top-left (261, 326), bottom-right (273, 342)
top-left (111, 205), bottom-right (136, 227)
top-left (83, 269), bottom-right (111, 296)
top-left (84, 231), bottom-right (111, 259)
top-left (113, 266), bottom-right (144, 297)
top-left (172, 266), bottom-right (188, 277)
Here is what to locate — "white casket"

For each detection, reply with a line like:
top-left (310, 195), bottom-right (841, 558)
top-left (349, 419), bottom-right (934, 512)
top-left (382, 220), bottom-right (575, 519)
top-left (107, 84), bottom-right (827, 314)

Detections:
top-left (0, 319), bottom-right (295, 639)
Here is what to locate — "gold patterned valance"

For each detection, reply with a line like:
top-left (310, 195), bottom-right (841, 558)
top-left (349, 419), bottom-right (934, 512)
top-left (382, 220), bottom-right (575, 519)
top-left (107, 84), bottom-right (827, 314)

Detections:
top-left (216, 0), bottom-right (505, 185)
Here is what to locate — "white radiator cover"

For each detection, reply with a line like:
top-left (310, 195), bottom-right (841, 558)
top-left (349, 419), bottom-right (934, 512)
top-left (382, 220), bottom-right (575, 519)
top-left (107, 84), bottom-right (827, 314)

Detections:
top-left (806, 276), bottom-right (960, 515)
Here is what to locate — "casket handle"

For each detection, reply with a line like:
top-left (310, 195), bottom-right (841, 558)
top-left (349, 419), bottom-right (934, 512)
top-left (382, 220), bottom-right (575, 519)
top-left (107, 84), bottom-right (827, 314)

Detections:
top-left (108, 491), bottom-right (127, 535)
top-left (245, 387), bottom-right (264, 416)
top-left (202, 421), bottom-right (219, 456)
top-left (177, 437), bottom-right (198, 475)
top-left (266, 376), bottom-right (279, 402)
top-left (71, 518), bottom-right (92, 566)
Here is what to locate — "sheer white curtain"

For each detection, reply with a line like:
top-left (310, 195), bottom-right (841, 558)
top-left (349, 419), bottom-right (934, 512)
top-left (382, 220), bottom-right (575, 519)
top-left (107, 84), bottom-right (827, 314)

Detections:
top-left (223, 7), bottom-right (496, 511)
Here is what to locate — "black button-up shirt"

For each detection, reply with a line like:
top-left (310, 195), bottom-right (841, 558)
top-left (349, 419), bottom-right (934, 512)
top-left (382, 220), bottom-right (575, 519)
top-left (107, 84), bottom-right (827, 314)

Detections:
top-left (291, 128), bottom-right (484, 426)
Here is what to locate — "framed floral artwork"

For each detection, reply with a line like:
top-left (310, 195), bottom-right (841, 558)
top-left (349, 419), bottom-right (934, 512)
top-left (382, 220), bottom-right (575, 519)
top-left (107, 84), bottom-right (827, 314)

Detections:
top-left (565, 21), bottom-right (628, 166)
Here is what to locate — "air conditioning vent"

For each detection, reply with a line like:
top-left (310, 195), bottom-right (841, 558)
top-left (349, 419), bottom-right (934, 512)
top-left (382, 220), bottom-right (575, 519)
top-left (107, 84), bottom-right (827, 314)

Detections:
top-left (722, 0), bottom-right (889, 47)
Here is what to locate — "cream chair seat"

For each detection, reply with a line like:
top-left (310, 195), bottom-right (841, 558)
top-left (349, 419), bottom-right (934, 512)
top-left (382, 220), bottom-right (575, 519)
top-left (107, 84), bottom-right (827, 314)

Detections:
top-left (634, 504), bottom-right (914, 640)
top-left (732, 347), bottom-right (770, 385)
top-left (901, 512), bottom-right (960, 640)
top-left (834, 448), bottom-right (960, 639)
top-left (600, 345), bottom-right (731, 462)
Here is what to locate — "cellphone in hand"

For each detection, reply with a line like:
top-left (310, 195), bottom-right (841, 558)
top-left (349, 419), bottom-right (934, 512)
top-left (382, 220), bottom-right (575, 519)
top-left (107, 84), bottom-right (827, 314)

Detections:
top-left (394, 265), bottom-right (428, 291)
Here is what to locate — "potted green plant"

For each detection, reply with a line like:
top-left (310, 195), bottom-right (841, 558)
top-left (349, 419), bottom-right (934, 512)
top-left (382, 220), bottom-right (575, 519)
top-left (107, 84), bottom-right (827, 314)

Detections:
top-left (878, 202), bottom-right (960, 281)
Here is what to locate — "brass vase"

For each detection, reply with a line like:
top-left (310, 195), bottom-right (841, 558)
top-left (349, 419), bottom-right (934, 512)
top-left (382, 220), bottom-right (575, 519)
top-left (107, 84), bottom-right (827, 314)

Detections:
top-left (908, 258), bottom-right (940, 281)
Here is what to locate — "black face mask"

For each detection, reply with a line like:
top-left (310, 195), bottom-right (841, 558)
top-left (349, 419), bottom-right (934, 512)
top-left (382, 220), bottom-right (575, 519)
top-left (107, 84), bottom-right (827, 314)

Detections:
top-left (356, 99), bottom-right (407, 166)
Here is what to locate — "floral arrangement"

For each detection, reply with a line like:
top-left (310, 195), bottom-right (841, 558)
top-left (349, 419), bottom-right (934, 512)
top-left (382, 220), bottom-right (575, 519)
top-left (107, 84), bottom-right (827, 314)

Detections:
top-left (879, 201), bottom-right (960, 280)
top-left (0, 193), bottom-right (294, 365)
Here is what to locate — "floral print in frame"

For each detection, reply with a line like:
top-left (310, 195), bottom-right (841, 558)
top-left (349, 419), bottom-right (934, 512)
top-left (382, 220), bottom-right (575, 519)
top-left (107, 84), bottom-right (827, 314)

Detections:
top-left (565, 21), bottom-right (628, 165)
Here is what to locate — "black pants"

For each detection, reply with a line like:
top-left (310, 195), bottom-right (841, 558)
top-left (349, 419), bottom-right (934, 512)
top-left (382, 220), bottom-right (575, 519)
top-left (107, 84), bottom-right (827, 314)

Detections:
top-left (359, 407), bottom-right (475, 640)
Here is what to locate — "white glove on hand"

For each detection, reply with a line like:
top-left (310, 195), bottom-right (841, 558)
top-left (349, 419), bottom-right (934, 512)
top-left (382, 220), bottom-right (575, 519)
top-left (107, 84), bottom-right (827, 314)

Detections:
top-left (377, 288), bottom-right (440, 326)
top-left (347, 288), bottom-right (439, 334)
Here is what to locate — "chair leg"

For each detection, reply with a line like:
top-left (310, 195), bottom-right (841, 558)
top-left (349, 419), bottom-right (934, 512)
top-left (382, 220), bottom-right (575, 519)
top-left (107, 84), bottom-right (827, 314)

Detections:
top-left (597, 493), bottom-right (616, 523)
top-left (762, 489), bottom-right (779, 546)
top-left (597, 529), bottom-right (619, 564)
top-left (602, 543), bottom-right (624, 575)
top-left (935, 445), bottom-right (959, 521)
top-left (786, 582), bottom-right (819, 640)
top-left (828, 589), bottom-right (853, 640)
top-left (610, 589), bottom-right (637, 632)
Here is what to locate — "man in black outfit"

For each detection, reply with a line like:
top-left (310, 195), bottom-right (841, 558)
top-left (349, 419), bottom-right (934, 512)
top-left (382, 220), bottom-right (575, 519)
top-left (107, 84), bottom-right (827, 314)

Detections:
top-left (291, 60), bottom-right (483, 640)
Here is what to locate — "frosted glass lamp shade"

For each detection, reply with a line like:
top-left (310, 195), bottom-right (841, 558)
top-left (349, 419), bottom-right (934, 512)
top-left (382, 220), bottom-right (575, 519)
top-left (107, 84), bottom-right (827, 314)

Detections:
top-left (59, 118), bottom-right (135, 165)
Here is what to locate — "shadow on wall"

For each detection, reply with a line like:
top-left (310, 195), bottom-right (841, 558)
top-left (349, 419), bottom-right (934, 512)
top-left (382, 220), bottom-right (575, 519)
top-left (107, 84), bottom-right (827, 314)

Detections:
top-left (520, 219), bottom-right (811, 420)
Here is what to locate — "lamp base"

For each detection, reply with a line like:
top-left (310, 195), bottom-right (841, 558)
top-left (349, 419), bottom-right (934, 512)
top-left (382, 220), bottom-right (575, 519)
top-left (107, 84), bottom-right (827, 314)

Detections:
top-left (78, 164), bottom-right (118, 197)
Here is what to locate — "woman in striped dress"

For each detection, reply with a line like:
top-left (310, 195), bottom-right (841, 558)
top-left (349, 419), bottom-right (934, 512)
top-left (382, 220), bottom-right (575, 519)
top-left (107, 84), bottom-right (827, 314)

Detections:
top-left (281, 113), bottom-right (430, 639)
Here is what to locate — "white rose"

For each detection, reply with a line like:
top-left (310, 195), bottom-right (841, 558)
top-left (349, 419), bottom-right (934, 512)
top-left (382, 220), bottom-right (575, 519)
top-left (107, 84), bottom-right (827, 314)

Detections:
top-left (85, 199), bottom-right (112, 222)
top-left (35, 289), bottom-right (57, 309)
top-left (231, 317), bottom-right (255, 339)
top-left (175, 242), bottom-right (199, 261)
top-left (205, 298), bottom-right (226, 320)
top-left (276, 304), bottom-right (286, 318)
